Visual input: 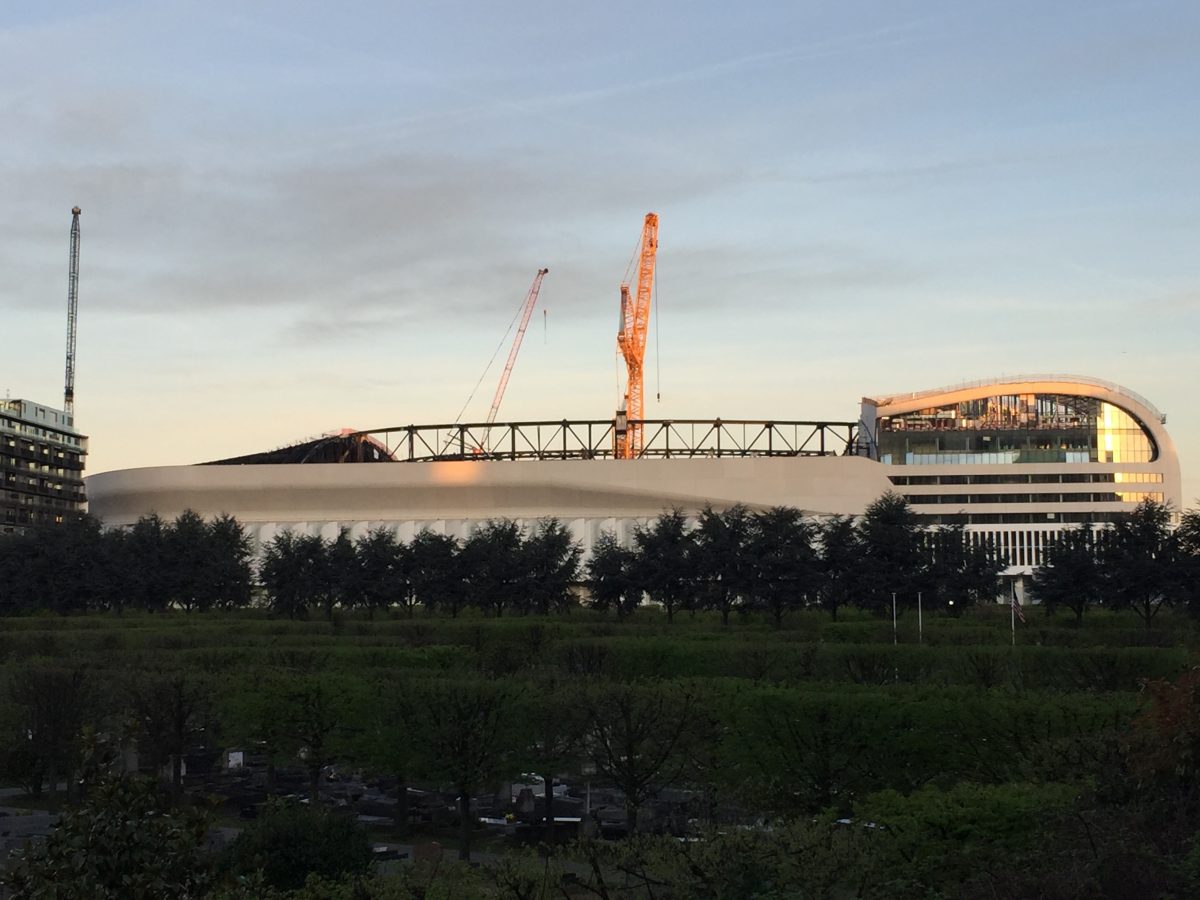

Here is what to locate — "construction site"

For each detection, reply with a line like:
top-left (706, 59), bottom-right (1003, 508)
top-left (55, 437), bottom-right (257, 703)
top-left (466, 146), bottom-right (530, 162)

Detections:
top-left (56, 211), bottom-right (1173, 587)
top-left (0, 207), bottom-right (1180, 584)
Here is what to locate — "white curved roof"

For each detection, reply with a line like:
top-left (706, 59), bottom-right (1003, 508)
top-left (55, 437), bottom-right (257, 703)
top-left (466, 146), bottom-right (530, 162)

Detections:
top-left (868, 374), bottom-right (1166, 424)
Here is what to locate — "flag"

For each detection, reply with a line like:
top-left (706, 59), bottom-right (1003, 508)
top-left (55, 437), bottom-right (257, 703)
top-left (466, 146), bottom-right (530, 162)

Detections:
top-left (1011, 584), bottom-right (1026, 624)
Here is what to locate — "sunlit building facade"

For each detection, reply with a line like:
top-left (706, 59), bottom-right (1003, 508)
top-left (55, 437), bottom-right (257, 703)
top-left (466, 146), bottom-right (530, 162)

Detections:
top-left (856, 376), bottom-right (1181, 585)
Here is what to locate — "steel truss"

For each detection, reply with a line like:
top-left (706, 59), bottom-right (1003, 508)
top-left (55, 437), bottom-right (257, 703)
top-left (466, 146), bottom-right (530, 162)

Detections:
top-left (351, 419), bottom-right (859, 463)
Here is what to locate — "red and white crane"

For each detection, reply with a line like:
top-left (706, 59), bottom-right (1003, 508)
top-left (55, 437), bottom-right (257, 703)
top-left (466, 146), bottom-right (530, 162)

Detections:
top-left (487, 267), bottom-right (549, 425)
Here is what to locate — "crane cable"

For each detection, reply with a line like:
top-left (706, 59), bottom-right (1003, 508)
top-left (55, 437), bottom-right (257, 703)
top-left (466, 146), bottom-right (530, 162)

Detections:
top-left (653, 269), bottom-right (661, 403)
top-left (451, 289), bottom-right (527, 425)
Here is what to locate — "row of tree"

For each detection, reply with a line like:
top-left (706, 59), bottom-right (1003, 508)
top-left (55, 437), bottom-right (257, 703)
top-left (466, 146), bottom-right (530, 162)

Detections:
top-left (2, 495), bottom-right (1197, 624)
top-left (1033, 499), bottom-right (1200, 626)
top-left (0, 511), bottom-right (253, 614)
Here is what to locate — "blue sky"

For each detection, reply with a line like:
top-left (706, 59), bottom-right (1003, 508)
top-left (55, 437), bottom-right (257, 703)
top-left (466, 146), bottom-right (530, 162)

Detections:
top-left (2, 1), bottom-right (1198, 503)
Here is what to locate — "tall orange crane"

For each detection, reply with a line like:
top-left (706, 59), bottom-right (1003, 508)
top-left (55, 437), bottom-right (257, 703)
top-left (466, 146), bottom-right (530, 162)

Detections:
top-left (615, 213), bottom-right (658, 459)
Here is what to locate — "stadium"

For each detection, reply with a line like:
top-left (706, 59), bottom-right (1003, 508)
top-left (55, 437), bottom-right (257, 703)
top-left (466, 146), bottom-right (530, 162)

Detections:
top-left (86, 374), bottom-right (1181, 594)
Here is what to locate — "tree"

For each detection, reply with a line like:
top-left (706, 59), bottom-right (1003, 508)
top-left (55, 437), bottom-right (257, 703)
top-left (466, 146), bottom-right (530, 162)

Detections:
top-left (855, 493), bottom-right (926, 615)
top-left (582, 681), bottom-right (702, 833)
top-left (355, 527), bottom-right (406, 618)
top-left (0, 515), bottom-right (109, 614)
top-left (206, 513), bottom-right (254, 610)
top-left (217, 801), bottom-right (372, 893)
top-left (127, 669), bottom-right (214, 804)
top-left (1, 775), bottom-right (212, 899)
top-left (355, 675), bottom-right (422, 837)
top-left (1, 664), bottom-right (95, 800)
top-left (408, 529), bottom-right (464, 616)
top-left (924, 523), bottom-right (1002, 612)
top-left (127, 513), bottom-right (172, 612)
top-left (319, 528), bottom-right (358, 620)
top-left (220, 670), bottom-right (293, 795)
top-left (817, 515), bottom-right (861, 621)
top-left (260, 530), bottom-right (328, 619)
top-left (522, 518), bottom-right (583, 615)
top-left (737, 690), bottom-right (880, 816)
top-left (1102, 499), bottom-right (1180, 628)
top-left (586, 530), bottom-right (639, 618)
top-left (1030, 524), bottom-right (1103, 623)
top-left (515, 676), bottom-right (587, 843)
top-left (274, 674), bottom-right (359, 803)
top-left (693, 505), bottom-right (754, 626)
top-left (407, 679), bottom-right (523, 860)
top-left (168, 509), bottom-right (213, 612)
top-left (1179, 507), bottom-right (1200, 616)
top-left (746, 506), bottom-right (817, 628)
top-left (461, 519), bottom-right (526, 617)
top-left (632, 510), bottom-right (695, 624)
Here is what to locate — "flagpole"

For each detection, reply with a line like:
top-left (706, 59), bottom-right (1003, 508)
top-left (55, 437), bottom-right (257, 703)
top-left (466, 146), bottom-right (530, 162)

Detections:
top-left (917, 592), bottom-right (923, 645)
top-left (892, 592), bottom-right (897, 645)
top-left (1010, 582), bottom-right (1016, 648)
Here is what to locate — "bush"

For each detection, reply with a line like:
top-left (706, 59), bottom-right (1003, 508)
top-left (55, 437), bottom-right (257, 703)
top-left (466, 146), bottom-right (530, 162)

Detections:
top-left (217, 801), bottom-right (373, 892)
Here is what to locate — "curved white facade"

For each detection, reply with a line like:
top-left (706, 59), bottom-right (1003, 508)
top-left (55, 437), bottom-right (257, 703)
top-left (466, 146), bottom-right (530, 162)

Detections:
top-left (87, 455), bottom-right (892, 555)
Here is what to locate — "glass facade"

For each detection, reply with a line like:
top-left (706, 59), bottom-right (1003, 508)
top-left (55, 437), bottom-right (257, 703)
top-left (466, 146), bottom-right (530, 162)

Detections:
top-left (877, 393), bottom-right (1156, 466)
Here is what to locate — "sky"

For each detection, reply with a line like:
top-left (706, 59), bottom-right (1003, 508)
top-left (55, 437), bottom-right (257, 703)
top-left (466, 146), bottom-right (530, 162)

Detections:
top-left (2, 0), bottom-right (1198, 504)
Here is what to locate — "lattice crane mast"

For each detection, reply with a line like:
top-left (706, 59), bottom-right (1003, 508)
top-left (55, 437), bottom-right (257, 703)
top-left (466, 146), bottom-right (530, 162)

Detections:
top-left (64, 206), bottom-right (81, 420)
top-left (487, 268), bottom-right (549, 426)
top-left (615, 212), bottom-right (658, 459)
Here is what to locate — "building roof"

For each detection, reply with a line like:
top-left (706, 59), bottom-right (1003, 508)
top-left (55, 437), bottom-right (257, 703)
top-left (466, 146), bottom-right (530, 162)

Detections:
top-left (866, 374), bottom-right (1166, 424)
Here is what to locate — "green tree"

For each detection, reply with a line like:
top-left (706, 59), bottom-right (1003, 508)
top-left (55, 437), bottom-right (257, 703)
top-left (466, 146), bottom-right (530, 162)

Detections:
top-left (275, 673), bottom-right (360, 802)
top-left (515, 676), bottom-right (587, 843)
top-left (0, 664), bottom-right (95, 800)
top-left (168, 509), bottom-right (214, 612)
top-left (221, 670), bottom-right (293, 794)
top-left (127, 513), bottom-right (172, 612)
top-left (206, 513), bottom-right (254, 610)
top-left (924, 523), bottom-right (1002, 611)
top-left (632, 510), bottom-right (695, 624)
top-left (355, 527), bottom-right (407, 618)
top-left (855, 492), bottom-right (926, 615)
top-left (407, 529), bottom-right (464, 616)
top-left (1, 775), bottom-right (212, 900)
top-left (355, 675), bottom-right (422, 837)
top-left (260, 530), bottom-right (328, 619)
top-left (461, 519), bottom-right (526, 616)
top-left (736, 689), bottom-right (879, 816)
top-left (322, 527), bottom-right (358, 619)
top-left (856, 782), bottom-right (1077, 899)
top-left (408, 679), bottom-right (523, 860)
top-left (2, 515), bottom-right (109, 613)
top-left (127, 669), bottom-right (214, 804)
top-left (1030, 523), bottom-right (1103, 623)
top-left (817, 514), bottom-right (861, 621)
top-left (217, 801), bottom-right (372, 893)
top-left (523, 517), bottom-right (583, 615)
top-left (1102, 498), bottom-right (1180, 628)
top-left (746, 506), bottom-right (817, 628)
top-left (1179, 507), bottom-right (1200, 616)
top-left (693, 505), bottom-right (754, 626)
top-left (582, 681), bottom-right (702, 833)
top-left (586, 530), bottom-right (638, 618)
